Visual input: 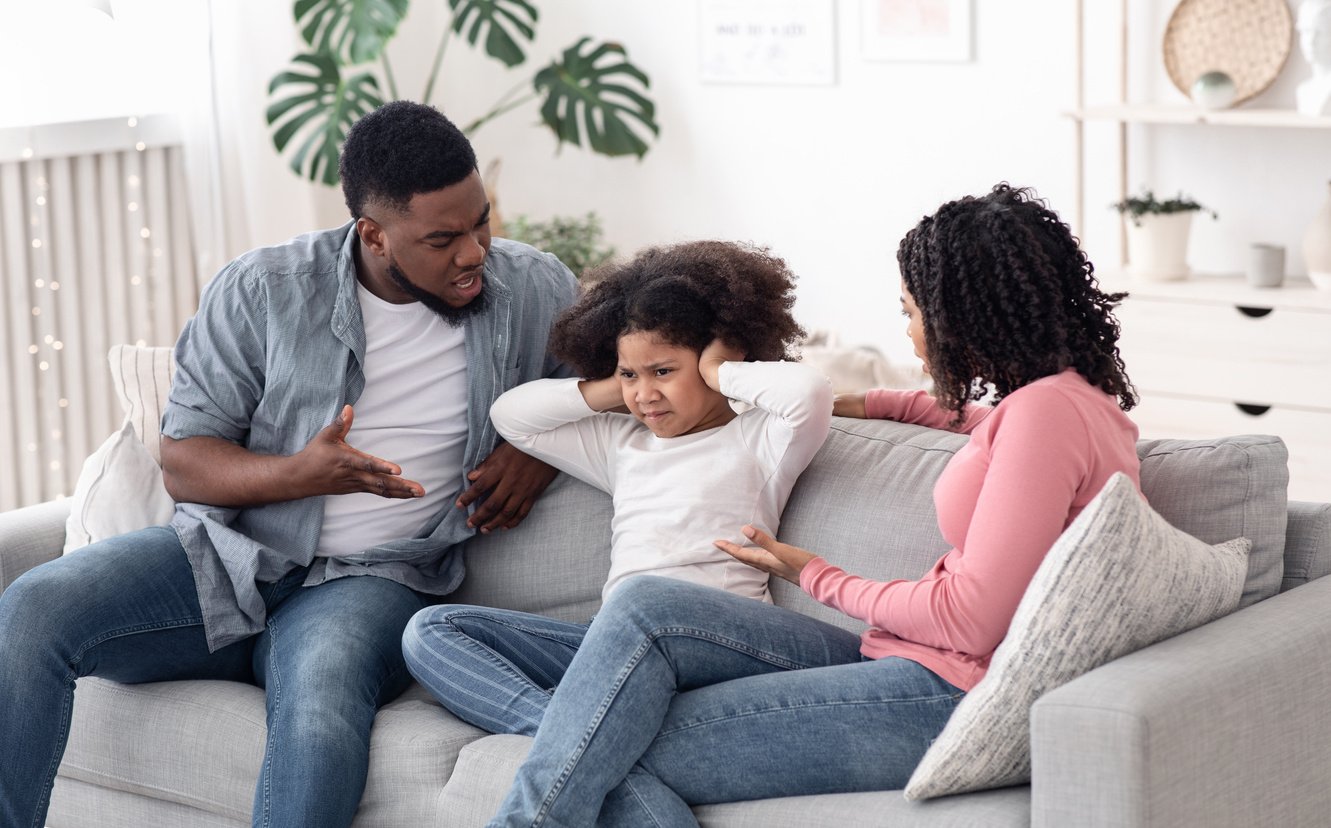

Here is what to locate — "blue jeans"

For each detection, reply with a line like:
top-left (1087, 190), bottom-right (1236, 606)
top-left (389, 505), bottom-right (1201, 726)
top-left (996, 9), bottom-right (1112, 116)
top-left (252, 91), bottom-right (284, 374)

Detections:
top-left (490, 577), bottom-right (965, 828)
top-left (0, 526), bottom-right (427, 828)
top-left (403, 605), bottom-right (591, 736)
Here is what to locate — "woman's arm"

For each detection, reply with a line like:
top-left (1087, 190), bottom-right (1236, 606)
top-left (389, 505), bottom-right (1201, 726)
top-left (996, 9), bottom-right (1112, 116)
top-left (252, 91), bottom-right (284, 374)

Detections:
top-left (804, 393), bottom-right (1094, 654)
top-left (861, 388), bottom-right (991, 433)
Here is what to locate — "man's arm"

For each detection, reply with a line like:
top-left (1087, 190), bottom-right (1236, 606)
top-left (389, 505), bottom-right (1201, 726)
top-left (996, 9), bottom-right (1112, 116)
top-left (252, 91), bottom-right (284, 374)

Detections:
top-left (162, 405), bottom-right (423, 507)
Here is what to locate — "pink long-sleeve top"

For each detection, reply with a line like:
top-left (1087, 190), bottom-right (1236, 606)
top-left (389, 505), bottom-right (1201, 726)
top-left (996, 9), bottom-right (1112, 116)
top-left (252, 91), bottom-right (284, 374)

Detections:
top-left (800, 370), bottom-right (1141, 691)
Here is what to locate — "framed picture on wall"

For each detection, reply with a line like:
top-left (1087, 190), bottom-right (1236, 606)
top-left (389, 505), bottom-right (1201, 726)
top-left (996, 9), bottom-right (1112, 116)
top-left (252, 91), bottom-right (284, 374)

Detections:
top-left (861, 0), bottom-right (973, 62)
top-left (699, 0), bottom-right (837, 85)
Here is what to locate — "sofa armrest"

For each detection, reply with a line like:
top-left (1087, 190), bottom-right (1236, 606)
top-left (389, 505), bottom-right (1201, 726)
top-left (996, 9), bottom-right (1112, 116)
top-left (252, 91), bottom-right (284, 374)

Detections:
top-left (0, 499), bottom-right (70, 592)
top-left (1029, 575), bottom-right (1331, 828)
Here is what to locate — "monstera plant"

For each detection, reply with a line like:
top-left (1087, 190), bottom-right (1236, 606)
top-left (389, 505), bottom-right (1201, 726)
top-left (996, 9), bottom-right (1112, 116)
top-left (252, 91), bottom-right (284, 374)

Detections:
top-left (266, 0), bottom-right (660, 185)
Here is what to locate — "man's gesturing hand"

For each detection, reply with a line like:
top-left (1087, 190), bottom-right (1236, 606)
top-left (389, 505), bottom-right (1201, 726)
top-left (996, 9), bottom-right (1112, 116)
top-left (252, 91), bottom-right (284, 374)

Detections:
top-left (456, 442), bottom-right (559, 533)
top-left (296, 405), bottom-right (424, 499)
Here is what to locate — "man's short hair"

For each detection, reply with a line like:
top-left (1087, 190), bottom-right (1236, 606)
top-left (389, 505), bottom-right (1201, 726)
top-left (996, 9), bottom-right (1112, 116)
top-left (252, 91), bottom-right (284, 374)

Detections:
top-left (340, 101), bottom-right (478, 219)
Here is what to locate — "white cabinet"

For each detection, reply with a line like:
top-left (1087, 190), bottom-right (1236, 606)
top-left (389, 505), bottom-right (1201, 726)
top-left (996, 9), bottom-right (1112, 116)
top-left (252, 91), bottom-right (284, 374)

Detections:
top-left (1110, 274), bottom-right (1331, 501)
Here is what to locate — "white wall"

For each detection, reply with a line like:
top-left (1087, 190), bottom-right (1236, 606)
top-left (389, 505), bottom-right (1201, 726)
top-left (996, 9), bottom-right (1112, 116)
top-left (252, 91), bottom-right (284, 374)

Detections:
top-left (215, 0), bottom-right (1331, 364)
top-left (371, 0), bottom-right (1079, 364)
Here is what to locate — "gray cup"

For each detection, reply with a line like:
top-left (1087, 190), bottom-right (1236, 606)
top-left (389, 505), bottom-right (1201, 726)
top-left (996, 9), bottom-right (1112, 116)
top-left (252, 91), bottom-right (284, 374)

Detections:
top-left (1247, 243), bottom-right (1285, 288)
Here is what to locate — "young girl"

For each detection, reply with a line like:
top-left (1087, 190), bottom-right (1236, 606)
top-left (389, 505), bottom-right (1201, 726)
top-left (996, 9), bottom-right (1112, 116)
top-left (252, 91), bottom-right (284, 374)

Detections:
top-left (402, 240), bottom-right (832, 736)
top-left (486, 184), bottom-right (1143, 827)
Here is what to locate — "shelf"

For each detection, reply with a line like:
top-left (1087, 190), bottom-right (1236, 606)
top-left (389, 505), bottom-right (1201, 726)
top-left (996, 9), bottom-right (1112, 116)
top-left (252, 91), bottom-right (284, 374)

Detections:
top-left (1098, 273), bottom-right (1331, 310)
top-left (1067, 104), bottom-right (1331, 129)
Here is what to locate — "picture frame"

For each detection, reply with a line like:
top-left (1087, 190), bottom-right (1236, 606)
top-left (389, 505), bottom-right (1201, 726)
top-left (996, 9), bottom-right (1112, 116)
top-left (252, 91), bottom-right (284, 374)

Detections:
top-left (861, 0), bottom-right (973, 63)
top-left (699, 0), bottom-right (838, 86)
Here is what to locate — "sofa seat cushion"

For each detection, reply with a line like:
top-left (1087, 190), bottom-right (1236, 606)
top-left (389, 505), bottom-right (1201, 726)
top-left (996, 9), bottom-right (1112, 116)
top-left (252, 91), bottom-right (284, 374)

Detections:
top-left (439, 734), bottom-right (1031, 827)
top-left (57, 679), bottom-right (486, 825)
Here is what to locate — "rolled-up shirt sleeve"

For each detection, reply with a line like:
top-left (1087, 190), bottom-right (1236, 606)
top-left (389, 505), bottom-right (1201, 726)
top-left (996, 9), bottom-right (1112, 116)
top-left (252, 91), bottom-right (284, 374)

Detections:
top-left (162, 265), bottom-right (268, 444)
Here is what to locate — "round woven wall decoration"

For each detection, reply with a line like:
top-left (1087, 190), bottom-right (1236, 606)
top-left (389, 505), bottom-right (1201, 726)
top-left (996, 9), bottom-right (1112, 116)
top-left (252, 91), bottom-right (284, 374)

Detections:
top-left (1163, 0), bottom-right (1293, 105)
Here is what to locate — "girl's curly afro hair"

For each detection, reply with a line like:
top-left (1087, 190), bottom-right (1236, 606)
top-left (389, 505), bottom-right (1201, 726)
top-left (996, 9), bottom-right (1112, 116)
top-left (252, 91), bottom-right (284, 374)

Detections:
top-left (898, 183), bottom-right (1137, 418)
top-left (550, 240), bottom-right (805, 379)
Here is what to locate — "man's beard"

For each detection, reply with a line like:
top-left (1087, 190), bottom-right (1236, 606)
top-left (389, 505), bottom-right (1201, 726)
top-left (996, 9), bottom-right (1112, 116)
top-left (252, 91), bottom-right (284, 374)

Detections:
top-left (387, 259), bottom-right (488, 328)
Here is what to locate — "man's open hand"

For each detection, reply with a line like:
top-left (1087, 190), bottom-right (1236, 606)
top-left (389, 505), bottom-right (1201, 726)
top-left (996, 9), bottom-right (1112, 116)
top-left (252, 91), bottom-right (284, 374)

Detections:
top-left (295, 405), bottom-right (423, 499)
top-left (456, 442), bottom-right (559, 533)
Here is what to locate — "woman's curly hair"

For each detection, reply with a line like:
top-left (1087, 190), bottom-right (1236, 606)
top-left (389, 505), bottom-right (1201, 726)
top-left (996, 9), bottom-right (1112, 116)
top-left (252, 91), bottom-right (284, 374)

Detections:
top-left (550, 240), bottom-right (805, 378)
top-left (898, 183), bottom-right (1136, 417)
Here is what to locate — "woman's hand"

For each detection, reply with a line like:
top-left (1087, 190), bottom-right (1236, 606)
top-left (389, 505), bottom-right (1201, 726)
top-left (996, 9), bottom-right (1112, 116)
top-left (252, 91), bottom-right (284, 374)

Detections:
top-left (714, 525), bottom-right (817, 585)
top-left (698, 338), bottom-right (747, 392)
top-left (832, 392), bottom-right (867, 418)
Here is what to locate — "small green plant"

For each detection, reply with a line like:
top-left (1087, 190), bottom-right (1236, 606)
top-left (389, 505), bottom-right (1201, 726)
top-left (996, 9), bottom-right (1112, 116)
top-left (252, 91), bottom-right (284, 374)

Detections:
top-left (507, 212), bottom-right (616, 279)
top-left (1112, 189), bottom-right (1217, 226)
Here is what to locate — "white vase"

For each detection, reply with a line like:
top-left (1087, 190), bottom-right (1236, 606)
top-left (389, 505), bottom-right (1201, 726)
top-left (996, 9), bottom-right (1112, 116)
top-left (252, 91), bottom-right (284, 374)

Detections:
top-left (1303, 180), bottom-right (1331, 290)
top-left (1125, 212), bottom-right (1194, 282)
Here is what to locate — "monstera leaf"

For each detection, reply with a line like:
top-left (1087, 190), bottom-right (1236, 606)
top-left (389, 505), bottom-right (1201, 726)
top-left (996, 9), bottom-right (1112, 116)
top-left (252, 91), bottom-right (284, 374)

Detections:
top-left (534, 38), bottom-right (658, 158)
top-left (447, 0), bottom-right (537, 68)
top-left (295, 0), bottom-right (408, 65)
top-left (267, 52), bottom-right (384, 185)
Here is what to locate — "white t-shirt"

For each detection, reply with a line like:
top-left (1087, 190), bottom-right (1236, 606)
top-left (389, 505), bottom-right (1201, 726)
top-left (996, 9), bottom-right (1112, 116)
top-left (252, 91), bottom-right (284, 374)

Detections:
top-left (489, 361), bottom-right (833, 601)
top-left (316, 284), bottom-right (469, 558)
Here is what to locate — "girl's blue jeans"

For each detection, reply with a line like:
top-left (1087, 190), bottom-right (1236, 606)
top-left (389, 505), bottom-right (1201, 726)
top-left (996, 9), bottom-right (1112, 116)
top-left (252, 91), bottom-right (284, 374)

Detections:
top-left (488, 576), bottom-right (965, 828)
top-left (403, 603), bottom-right (592, 736)
top-left (0, 525), bottom-right (428, 828)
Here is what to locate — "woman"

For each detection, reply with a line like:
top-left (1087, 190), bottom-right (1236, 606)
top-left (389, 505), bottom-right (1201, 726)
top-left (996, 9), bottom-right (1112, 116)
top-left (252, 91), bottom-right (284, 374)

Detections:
top-left (488, 183), bottom-right (1142, 827)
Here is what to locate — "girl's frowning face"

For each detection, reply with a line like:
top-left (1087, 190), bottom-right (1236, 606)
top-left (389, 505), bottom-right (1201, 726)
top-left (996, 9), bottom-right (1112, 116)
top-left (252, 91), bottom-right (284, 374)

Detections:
top-left (615, 332), bottom-right (735, 437)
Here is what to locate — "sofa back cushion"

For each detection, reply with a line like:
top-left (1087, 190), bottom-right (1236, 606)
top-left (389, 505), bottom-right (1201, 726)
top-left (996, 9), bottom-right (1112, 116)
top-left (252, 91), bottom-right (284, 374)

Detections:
top-left (1136, 435), bottom-right (1288, 608)
top-left (454, 418), bottom-right (1290, 628)
top-left (773, 422), bottom-right (1290, 631)
top-left (771, 418), bottom-right (962, 630)
top-left (451, 472), bottom-right (613, 622)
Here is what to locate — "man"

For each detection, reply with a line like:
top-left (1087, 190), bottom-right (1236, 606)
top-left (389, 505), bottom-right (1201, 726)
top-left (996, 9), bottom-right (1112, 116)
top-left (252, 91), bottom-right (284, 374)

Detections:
top-left (0, 101), bottom-right (578, 827)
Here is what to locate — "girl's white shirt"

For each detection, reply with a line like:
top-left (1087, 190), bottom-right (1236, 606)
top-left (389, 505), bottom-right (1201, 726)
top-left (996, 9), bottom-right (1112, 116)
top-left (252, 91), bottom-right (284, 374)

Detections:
top-left (490, 361), bottom-right (833, 601)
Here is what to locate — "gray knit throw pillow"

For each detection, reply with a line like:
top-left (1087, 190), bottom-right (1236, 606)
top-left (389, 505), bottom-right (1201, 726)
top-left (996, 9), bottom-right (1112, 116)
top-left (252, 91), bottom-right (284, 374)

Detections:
top-left (903, 473), bottom-right (1249, 800)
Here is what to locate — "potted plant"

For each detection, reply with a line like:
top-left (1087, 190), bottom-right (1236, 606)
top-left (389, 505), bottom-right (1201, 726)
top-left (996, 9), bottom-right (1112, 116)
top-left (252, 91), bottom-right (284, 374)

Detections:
top-left (265, 0), bottom-right (660, 186)
top-left (1111, 189), bottom-right (1217, 282)
top-left (507, 212), bottom-right (616, 280)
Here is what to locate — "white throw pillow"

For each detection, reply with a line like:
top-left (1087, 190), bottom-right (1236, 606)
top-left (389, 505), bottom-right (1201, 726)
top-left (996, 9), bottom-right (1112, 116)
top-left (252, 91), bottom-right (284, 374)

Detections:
top-left (902, 472), bottom-right (1249, 800)
top-left (63, 420), bottom-right (176, 554)
top-left (63, 345), bottom-right (177, 554)
top-left (106, 343), bottom-right (175, 464)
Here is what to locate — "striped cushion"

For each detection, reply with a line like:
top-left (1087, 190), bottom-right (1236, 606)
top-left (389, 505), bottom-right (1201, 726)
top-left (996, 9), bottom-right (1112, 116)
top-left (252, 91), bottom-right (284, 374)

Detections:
top-left (63, 345), bottom-right (176, 553)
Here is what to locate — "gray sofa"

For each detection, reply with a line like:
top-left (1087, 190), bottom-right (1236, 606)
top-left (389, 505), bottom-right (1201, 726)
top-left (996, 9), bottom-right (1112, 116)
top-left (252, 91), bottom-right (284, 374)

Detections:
top-left (2, 417), bottom-right (1329, 827)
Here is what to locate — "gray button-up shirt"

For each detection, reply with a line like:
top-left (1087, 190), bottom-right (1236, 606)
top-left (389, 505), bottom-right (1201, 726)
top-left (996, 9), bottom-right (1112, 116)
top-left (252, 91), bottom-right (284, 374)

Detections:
top-left (162, 223), bottom-right (578, 651)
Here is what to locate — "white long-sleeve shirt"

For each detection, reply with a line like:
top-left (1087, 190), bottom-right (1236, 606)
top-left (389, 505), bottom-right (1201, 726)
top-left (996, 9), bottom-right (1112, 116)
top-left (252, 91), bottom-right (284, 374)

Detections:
top-left (490, 361), bottom-right (833, 601)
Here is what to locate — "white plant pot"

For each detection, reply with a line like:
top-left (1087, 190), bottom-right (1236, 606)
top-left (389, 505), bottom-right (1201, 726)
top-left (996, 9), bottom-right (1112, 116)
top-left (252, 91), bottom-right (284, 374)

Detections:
top-left (1124, 212), bottom-right (1195, 282)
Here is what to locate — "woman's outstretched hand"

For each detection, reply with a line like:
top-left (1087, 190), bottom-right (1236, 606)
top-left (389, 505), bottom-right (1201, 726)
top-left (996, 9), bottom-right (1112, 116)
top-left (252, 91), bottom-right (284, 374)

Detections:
top-left (832, 392), bottom-right (867, 418)
top-left (715, 525), bottom-right (817, 585)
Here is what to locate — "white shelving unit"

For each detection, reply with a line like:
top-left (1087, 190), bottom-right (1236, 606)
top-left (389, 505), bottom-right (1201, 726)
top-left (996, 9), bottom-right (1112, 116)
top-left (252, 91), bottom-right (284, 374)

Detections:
top-left (1069, 0), bottom-right (1331, 501)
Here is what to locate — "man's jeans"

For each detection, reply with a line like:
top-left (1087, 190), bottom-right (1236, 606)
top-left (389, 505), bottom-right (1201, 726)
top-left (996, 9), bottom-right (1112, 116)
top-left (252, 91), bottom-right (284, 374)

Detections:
top-left (490, 576), bottom-right (966, 828)
top-left (0, 526), bottom-right (427, 828)
top-left (403, 605), bottom-right (592, 736)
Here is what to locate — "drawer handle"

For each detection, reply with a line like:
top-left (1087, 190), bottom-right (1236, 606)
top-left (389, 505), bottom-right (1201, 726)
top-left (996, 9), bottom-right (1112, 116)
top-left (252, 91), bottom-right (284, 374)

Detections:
top-left (1235, 305), bottom-right (1273, 318)
top-left (1234, 402), bottom-right (1272, 416)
